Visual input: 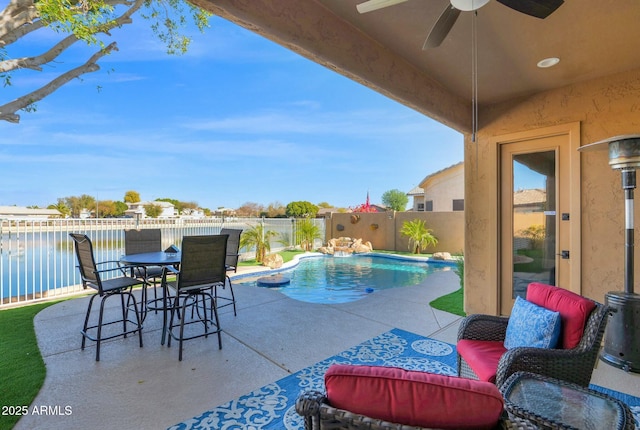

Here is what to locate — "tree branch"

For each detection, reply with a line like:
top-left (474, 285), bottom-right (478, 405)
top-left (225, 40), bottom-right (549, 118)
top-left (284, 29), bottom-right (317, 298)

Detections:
top-left (1, 0), bottom-right (139, 48)
top-left (1, 0), bottom-right (141, 70)
top-left (1, 34), bottom-right (78, 72)
top-left (0, 0), bottom-right (39, 43)
top-left (0, 42), bottom-right (118, 123)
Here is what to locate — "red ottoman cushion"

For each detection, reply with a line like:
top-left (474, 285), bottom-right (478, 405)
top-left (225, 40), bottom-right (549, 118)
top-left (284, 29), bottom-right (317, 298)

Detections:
top-left (324, 364), bottom-right (504, 429)
top-left (456, 339), bottom-right (507, 383)
top-left (526, 282), bottom-right (596, 349)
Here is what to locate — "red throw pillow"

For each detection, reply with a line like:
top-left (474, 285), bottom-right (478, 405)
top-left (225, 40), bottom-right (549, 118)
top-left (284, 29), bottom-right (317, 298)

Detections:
top-left (324, 364), bottom-right (504, 430)
top-left (526, 282), bottom-right (596, 349)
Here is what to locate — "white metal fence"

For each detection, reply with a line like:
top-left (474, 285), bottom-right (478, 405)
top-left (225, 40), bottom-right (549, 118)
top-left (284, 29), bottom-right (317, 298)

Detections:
top-left (0, 217), bottom-right (325, 307)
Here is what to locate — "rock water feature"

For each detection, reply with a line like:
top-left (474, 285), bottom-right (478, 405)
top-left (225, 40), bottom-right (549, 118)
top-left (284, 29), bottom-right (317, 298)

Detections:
top-left (318, 237), bottom-right (373, 256)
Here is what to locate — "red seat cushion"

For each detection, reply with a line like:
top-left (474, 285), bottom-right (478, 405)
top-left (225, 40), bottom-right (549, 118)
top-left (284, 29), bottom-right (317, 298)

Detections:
top-left (526, 282), bottom-right (596, 349)
top-left (456, 339), bottom-right (507, 383)
top-left (324, 364), bottom-right (504, 430)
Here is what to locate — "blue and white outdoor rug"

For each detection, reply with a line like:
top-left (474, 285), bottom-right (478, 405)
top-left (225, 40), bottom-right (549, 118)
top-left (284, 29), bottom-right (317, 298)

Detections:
top-left (169, 328), bottom-right (640, 430)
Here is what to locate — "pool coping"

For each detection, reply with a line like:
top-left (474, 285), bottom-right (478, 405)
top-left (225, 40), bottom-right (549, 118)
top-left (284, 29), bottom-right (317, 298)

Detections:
top-left (229, 251), bottom-right (458, 282)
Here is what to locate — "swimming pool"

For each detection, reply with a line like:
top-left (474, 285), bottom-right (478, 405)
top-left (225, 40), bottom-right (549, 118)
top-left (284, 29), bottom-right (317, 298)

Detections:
top-left (238, 254), bottom-right (453, 304)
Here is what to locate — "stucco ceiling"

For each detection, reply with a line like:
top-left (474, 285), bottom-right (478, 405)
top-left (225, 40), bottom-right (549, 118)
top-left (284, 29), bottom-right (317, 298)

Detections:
top-left (194, 0), bottom-right (640, 133)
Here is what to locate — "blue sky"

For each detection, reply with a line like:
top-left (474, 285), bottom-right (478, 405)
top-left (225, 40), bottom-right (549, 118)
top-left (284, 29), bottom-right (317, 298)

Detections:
top-left (1, 13), bottom-right (463, 211)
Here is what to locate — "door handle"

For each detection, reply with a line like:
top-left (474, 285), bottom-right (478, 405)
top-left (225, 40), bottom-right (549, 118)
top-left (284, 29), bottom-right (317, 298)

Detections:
top-left (558, 250), bottom-right (570, 259)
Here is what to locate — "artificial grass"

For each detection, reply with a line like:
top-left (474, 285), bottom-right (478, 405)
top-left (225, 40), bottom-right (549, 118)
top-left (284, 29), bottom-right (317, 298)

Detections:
top-left (429, 287), bottom-right (466, 317)
top-left (0, 300), bottom-right (62, 430)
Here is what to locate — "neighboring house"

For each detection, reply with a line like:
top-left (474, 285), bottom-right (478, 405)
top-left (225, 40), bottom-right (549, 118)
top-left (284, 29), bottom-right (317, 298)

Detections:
top-left (408, 162), bottom-right (464, 212)
top-left (181, 208), bottom-right (205, 219)
top-left (124, 201), bottom-right (177, 219)
top-left (317, 207), bottom-right (337, 217)
top-left (513, 189), bottom-right (546, 213)
top-left (0, 206), bottom-right (61, 219)
top-left (513, 188), bottom-right (547, 250)
top-left (213, 207), bottom-right (236, 217)
top-left (407, 186), bottom-right (424, 211)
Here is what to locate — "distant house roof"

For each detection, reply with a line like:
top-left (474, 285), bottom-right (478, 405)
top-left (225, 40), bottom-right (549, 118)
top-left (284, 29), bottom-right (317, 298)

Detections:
top-left (514, 189), bottom-right (546, 206)
top-left (128, 201), bottom-right (175, 208)
top-left (317, 207), bottom-right (336, 216)
top-left (0, 206), bottom-right (61, 218)
top-left (407, 186), bottom-right (424, 196)
top-left (417, 161), bottom-right (464, 188)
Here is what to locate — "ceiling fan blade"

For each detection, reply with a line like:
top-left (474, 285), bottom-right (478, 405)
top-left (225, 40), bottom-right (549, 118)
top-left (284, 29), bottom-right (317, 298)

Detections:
top-left (356, 0), bottom-right (409, 14)
top-left (496, 0), bottom-right (564, 19)
top-left (423, 4), bottom-right (461, 49)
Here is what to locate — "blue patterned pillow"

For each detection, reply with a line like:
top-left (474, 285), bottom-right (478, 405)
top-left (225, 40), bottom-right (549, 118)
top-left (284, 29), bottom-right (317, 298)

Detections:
top-left (504, 296), bottom-right (561, 349)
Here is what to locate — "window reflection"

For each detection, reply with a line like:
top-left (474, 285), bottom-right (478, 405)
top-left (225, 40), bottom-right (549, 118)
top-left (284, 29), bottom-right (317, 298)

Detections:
top-left (512, 151), bottom-right (556, 298)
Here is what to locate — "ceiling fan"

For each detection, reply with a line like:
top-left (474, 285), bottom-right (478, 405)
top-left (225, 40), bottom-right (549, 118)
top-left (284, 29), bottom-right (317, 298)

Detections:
top-left (356, 0), bottom-right (564, 49)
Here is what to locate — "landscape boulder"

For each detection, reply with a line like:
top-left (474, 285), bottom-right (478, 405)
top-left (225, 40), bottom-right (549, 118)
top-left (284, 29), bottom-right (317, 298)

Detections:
top-left (432, 252), bottom-right (453, 261)
top-left (319, 237), bottom-right (373, 255)
top-left (263, 253), bottom-right (284, 269)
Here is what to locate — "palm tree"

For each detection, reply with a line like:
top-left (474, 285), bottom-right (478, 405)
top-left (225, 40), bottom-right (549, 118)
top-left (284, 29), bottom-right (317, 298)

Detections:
top-left (239, 223), bottom-right (277, 263)
top-left (295, 218), bottom-right (323, 251)
top-left (47, 201), bottom-right (70, 218)
top-left (400, 219), bottom-right (438, 254)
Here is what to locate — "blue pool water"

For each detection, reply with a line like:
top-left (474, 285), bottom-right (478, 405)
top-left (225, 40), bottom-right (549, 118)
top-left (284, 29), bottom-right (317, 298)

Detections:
top-left (239, 255), bottom-right (453, 304)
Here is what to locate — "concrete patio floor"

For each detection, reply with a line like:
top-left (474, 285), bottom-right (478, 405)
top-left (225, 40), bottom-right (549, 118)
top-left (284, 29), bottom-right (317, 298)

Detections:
top-left (14, 266), bottom-right (640, 430)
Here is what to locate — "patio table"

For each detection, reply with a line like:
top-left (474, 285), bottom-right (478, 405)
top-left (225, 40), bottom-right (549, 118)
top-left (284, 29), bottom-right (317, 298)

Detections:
top-left (500, 372), bottom-right (634, 430)
top-left (120, 251), bottom-right (181, 345)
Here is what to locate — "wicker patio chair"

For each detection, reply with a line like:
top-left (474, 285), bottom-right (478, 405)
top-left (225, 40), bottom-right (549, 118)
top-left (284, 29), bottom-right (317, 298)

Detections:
top-left (295, 390), bottom-right (534, 430)
top-left (70, 233), bottom-right (144, 361)
top-left (457, 300), bottom-right (610, 388)
top-left (165, 234), bottom-right (228, 361)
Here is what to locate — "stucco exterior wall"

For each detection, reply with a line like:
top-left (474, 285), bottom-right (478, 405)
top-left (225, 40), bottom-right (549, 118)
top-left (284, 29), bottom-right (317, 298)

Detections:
top-left (395, 211), bottom-right (464, 254)
top-left (466, 67), bottom-right (640, 315)
top-left (324, 211), bottom-right (464, 254)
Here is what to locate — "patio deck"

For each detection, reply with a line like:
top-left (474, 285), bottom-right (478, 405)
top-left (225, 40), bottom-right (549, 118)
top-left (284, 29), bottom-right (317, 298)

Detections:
top-left (14, 267), bottom-right (640, 430)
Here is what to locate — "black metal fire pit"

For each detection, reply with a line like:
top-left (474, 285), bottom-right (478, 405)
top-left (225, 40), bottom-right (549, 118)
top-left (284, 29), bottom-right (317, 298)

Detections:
top-left (580, 135), bottom-right (640, 372)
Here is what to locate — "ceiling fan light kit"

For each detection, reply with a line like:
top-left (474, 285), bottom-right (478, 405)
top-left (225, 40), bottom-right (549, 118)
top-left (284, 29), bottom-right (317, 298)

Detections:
top-left (450, 0), bottom-right (490, 12)
top-left (356, 0), bottom-right (565, 141)
top-left (358, 0), bottom-right (564, 49)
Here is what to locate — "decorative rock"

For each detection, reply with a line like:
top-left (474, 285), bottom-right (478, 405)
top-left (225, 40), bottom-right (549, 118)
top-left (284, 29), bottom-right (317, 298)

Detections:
top-left (432, 252), bottom-right (453, 260)
top-left (262, 253), bottom-right (284, 268)
top-left (353, 243), bottom-right (371, 253)
top-left (319, 237), bottom-right (373, 255)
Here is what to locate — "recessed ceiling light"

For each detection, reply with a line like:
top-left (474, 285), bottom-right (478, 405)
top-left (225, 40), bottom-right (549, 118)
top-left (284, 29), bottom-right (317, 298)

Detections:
top-left (537, 57), bottom-right (560, 68)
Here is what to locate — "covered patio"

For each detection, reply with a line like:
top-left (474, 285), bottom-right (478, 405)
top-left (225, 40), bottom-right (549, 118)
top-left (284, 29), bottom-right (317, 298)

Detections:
top-left (12, 0), bottom-right (640, 427)
top-left (14, 265), bottom-right (640, 429)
